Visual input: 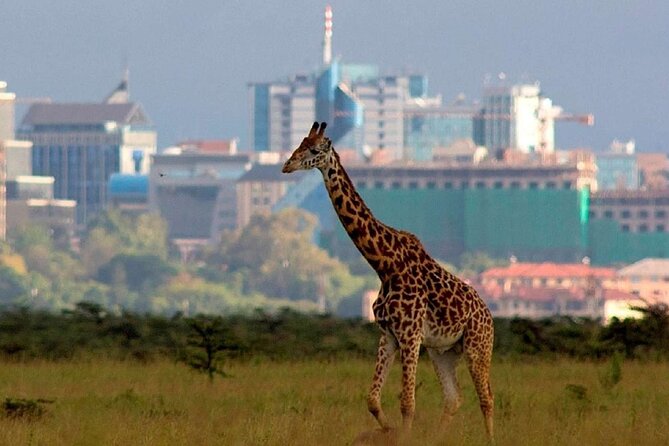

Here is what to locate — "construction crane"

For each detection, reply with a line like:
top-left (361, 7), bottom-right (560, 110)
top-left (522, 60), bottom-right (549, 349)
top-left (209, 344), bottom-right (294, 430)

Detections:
top-left (405, 102), bottom-right (594, 155)
top-left (537, 103), bottom-right (594, 153)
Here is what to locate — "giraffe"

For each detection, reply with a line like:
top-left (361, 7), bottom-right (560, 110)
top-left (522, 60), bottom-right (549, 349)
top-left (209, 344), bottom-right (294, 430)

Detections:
top-left (282, 122), bottom-right (495, 440)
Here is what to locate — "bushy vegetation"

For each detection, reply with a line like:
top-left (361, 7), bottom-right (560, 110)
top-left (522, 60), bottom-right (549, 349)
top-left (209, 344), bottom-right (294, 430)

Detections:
top-left (0, 302), bottom-right (667, 362)
top-left (494, 303), bottom-right (669, 359)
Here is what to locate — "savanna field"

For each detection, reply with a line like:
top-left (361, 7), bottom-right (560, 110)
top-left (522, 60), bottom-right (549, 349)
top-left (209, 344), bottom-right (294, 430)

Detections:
top-left (1, 357), bottom-right (668, 446)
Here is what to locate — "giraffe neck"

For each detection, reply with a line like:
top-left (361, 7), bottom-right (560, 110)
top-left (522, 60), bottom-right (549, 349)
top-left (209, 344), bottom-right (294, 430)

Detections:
top-left (320, 150), bottom-right (393, 274)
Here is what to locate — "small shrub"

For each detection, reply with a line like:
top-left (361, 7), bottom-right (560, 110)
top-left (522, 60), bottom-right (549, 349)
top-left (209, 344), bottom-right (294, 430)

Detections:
top-left (564, 384), bottom-right (588, 401)
top-left (2, 398), bottom-right (54, 420)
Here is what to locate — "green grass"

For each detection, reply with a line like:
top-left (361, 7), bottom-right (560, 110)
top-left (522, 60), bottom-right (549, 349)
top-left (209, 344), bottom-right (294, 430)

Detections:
top-left (0, 357), bottom-right (667, 445)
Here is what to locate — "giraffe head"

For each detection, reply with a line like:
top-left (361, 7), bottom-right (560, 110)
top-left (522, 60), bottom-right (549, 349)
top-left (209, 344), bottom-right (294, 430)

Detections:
top-left (282, 122), bottom-right (332, 173)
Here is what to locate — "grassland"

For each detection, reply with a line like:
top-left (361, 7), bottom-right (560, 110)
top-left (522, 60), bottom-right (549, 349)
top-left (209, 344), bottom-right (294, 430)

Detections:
top-left (0, 357), bottom-right (668, 446)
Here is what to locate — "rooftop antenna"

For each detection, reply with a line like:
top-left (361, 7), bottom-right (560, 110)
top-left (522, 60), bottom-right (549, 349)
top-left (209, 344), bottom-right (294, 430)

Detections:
top-left (323, 5), bottom-right (333, 66)
top-left (104, 59), bottom-right (130, 104)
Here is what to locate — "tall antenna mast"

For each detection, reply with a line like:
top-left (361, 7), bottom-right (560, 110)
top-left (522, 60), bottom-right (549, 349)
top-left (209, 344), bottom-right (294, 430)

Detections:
top-left (323, 5), bottom-right (333, 66)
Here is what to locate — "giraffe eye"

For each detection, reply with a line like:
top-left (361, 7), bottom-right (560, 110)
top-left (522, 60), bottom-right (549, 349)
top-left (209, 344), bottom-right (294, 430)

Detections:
top-left (309, 148), bottom-right (318, 155)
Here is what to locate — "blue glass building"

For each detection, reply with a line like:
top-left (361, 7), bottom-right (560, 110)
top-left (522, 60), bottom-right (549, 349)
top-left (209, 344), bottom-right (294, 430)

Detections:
top-left (595, 153), bottom-right (639, 190)
top-left (404, 109), bottom-right (476, 161)
top-left (18, 99), bottom-right (156, 225)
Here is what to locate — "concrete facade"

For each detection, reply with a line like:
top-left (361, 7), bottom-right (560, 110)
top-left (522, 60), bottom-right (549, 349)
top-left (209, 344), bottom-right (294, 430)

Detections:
top-left (589, 190), bottom-right (669, 234)
top-left (149, 152), bottom-right (250, 243)
top-left (236, 163), bottom-right (303, 228)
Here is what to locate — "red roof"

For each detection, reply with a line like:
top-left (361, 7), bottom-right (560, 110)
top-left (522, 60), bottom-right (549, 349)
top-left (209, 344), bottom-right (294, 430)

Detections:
top-left (177, 139), bottom-right (237, 154)
top-left (482, 262), bottom-right (615, 280)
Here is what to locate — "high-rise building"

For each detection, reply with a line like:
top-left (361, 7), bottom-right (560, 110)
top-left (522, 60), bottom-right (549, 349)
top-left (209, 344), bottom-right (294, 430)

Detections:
top-left (17, 75), bottom-right (156, 225)
top-left (0, 80), bottom-right (17, 240)
top-left (249, 75), bottom-right (316, 153)
top-left (473, 82), bottom-right (593, 156)
top-left (0, 81), bottom-right (15, 141)
top-left (248, 6), bottom-right (440, 161)
top-left (475, 83), bottom-right (548, 155)
top-left (250, 9), bottom-right (592, 163)
top-left (595, 139), bottom-right (639, 190)
top-left (404, 97), bottom-right (478, 162)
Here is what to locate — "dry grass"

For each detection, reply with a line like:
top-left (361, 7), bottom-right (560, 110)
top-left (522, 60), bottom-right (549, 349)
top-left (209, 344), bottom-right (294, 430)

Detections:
top-left (0, 357), bottom-right (667, 445)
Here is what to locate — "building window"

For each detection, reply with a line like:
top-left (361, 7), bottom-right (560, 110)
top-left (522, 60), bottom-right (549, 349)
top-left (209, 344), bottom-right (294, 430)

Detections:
top-left (444, 182), bottom-right (453, 189)
top-left (621, 210), bottom-right (631, 218)
top-left (638, 210), bottom-right (649, 218)
top-left (374, 181), bottom-right (384, 189)
top-left (588, 211), bottom-right (597, 219)
top-left (391, 181), bottom-right (401, 189)
top-left (461, 181), bottom-right (469, 189)
top-left (494, 181), bottom-right (504, 189)
top-left (358, 181), bottom-right (367, 189)
top-left (657, 224), bottom-right (666, 232)
top-left (604, 210), bottom-right (614, 219)
top-left (427, 181), bottom-right (436, 189)
top-left (639, 224), bottom-right (648, 233)
top-left (475, 181), bottom-right (486, 189)
top-left (379, 132), bottom-right (385, 140)
top-left (563, 181), bottom-right (572, 189)
top-left (408, 181), bottom-right (418, 189)
top-left (621, 224), bottom-right (630, 232)
top-left (378, 121), bottom-right (384, 128)
top-left (546, 181), bottom-right (556, 189)
top-left (510, 181), bottom-right (521, 189)
top-left (656, 210), bottom-right (667, 218)
top-left (529, 182), bottom-right (539, 189)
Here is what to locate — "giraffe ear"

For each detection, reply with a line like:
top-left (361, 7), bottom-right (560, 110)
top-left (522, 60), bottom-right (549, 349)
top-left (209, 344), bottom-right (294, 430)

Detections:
top-left (318, 122), bottom-right (327, 136)
top-left (309, 122), bottom-right (319, 137)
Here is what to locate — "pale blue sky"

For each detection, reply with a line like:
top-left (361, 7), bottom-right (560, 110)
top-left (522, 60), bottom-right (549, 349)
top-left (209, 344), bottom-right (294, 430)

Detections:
top-left (1, 0), bottom-right (667, 151)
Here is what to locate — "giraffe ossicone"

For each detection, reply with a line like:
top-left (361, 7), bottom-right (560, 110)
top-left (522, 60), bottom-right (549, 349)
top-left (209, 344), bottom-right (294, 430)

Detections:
top-left (282, 122), bottom-right (495, 441)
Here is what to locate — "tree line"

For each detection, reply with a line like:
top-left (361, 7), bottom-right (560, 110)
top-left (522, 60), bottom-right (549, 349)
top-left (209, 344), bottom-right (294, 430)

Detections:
top-left (0, 208), bottom-right (378, 316)
top-left (0, 207), bottom-right (510, 318)
top-left (0, 302), bottom-right (667, 363)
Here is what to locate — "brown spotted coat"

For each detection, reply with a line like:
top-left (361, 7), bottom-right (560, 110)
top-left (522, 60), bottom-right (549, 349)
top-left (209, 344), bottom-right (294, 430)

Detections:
top-left (282, 122), bottom-right (494, 440)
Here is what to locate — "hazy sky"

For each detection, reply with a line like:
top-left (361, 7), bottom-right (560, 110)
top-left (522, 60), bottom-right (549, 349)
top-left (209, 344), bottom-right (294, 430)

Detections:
top-left (2, 0), bottom-right (667, 151)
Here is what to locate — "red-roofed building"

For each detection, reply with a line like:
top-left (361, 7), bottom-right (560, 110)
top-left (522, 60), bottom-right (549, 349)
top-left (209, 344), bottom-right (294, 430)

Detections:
top-left (478, 262), bottom-right (618, 319)
top-left (478, 261), bottom-right (654, 321)
top-left (481, 262), bottom-right (616, 293)
top-left (478, 282), bottom-right (603, 319)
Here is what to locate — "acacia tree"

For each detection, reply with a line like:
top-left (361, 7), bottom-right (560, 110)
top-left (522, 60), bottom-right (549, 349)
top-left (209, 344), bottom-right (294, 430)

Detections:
top-left (183, 316), bottom-right (236, 382)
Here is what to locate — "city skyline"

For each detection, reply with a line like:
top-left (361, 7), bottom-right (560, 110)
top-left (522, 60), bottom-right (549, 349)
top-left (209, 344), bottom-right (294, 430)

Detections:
top-left (1, 1), bottom-right (667, 151)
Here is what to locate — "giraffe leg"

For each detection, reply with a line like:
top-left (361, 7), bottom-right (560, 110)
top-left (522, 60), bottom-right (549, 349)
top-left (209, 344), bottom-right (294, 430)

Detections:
top-left (367, 333), bottom-right (397, 430)
top-left (427, 348), bottom-right (462, 431)
top-left (464, 324), bottom-right (494, 442)
top-left (399, 340), bottom-right (421, 432)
